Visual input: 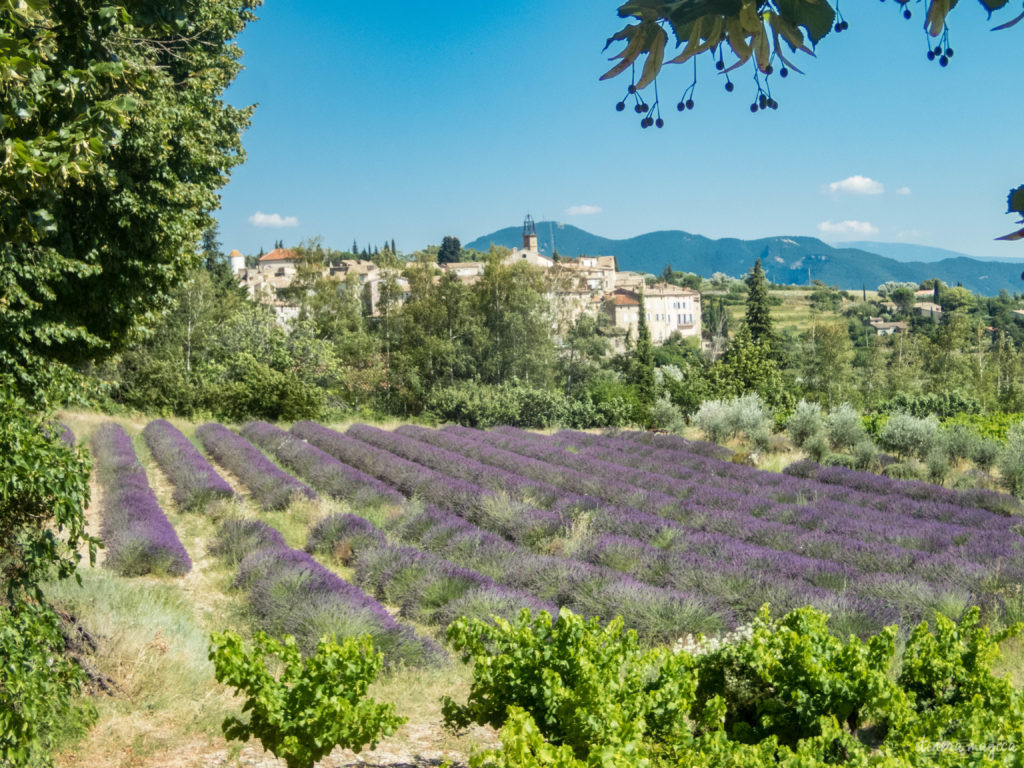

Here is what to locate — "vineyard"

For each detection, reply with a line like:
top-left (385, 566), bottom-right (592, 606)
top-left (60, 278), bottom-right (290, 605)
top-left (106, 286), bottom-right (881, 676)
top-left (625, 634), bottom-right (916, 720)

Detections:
top-left (53, 415), bottom-right (1024, 766)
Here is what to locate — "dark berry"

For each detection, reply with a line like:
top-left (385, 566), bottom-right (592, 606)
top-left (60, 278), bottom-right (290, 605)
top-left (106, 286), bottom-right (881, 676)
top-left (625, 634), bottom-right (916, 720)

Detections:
top-left (769, 99), bottom-right (778, 110)
top-left (927, 50), bottom-right (935, 60)
top-left (677, 101), bottom-right (686, 111)
top-left (780, 67), bottom-right (788, 78)
top-left (835, 22), bottom-right (841, 32)
top-left (640, 117), bottom-right (649, 128)
top-left (616, 101), bottom-right (626, 111)
top-left (946, 48), bottom-right (954, 57)
top-left (933, 46), bottom-right (942, 55)
top-left (939, 55), bottom-right (948, 66)
top-left (759, 94), bottom-right (767, 109)
top-left (655, 117), bottom-right (664, 128)
top-left (725, 81), bottom-right (735, 92)
top-left (686, 99), bottom-right (694, 109)
top-left (628, 84), bottom-right (637, 94)
top-left (751, 103), bottom-right (758, 113)
top-left (716, 60), bottom-right (725, 71)
top-left (634, 104), bottom-right (644, 113)
top-left (841, 21), bottom-right (849, 30)
top-left (765, 64), bottom-right (773, 75)
top-left (903, 8), bottom-right (911, 19)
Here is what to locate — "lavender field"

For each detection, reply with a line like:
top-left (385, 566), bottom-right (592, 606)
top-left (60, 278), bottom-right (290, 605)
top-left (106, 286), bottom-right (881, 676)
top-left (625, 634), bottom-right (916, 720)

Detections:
top-left (90, 417), bottom-right (1024, 652)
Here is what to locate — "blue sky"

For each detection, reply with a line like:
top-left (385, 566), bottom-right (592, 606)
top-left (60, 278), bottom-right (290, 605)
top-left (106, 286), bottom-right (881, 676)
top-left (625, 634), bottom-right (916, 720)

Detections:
top-left (216, 1), bottom-right (1022, 261)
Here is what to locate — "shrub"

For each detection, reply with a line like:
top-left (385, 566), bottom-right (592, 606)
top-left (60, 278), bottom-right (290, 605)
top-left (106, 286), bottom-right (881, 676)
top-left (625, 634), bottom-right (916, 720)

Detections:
top-left (724, 393), bottom-right (771, 439)
top-left (692, 399), bottom-right (730, 443)
top-left (209, 631), bottom-right (404, 768)
top-left (647, 395), bottom-right (685, 433)
top-left (786, 400), bottom-right (823, 447)
top-left (802, 432), bottom-right (829, 463)
top-left (926, 447), bottom-right (950, 484)
top-left (851, 439), bottom-right (878, 471)
top-left (456, 605), bottom-right (1024, 768)
top-left (997, 423), bottom-right (1024, 498)
top-left (825, 403), bottom-right (865, 451)
top-left (877, 412), bottom-right (939, 460)
top-left (941, 423), bottom-right (978, 464)
top-left (971, 436), bottom-right (1000, 472)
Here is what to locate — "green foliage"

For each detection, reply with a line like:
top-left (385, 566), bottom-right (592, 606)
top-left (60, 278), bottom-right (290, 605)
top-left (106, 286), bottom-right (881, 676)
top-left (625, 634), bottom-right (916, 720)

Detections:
top-left (0, 601), bottom-right (96, 768)
top-left (787, 400), bottom-right (824, 448)
top-left (1, 0), bottom-right (256, 406)
top-left (878, 413), bottom-right (940, 461)
top-left (996, 423), bottom-right (1024, 497)
top-left (443, 608), bottom-right (692, 758)
top-left (745, 258), bottom-right (774, 348)
top-left (454, 605), bottom-right (1024, 768)
top-left (943, 412), bottom-right (1024, 442)
top-left (209, 631), bottom-right (404, 768)
top-left (630, 290), bottom-right (657, 407)
top-left (884, 392), bottom-right (983, 421)
top-left (0, 397), bottom-right (95, 599)
top-left (693, 393), bottom-right (772, 445)
top-left (826, 403), bottom-right (867, 451)
top-left (424, 381), bottom-right (568, 429)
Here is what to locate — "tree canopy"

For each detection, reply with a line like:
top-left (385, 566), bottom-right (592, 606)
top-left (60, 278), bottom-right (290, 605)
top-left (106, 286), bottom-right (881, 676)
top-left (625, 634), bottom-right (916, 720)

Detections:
top-left (602, 0), bottom-right (1023, 237)
top-left (1, 0), bottom-right (258, 407)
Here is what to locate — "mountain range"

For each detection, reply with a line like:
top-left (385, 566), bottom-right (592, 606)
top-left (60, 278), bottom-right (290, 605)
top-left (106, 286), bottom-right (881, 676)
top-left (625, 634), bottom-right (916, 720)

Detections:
top-left (465, 224), bottom-right (1024, 295)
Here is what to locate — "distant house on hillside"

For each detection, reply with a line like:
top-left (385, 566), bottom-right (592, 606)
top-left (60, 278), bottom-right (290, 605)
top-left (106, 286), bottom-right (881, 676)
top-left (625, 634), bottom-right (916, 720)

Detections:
top-left (868, 317), bottom-right (908, 335)
top-left (1012, 309), bottom-right (1024, 321)
top-left (440, 261), bottom-right (486, 280)
top-left (914, 288), bottom-right (936, 299)
top-left (915, 302), bottom-right (943, 320)
top-left (603, 283), bottom-right (701, 344)
top-left (257, 247), bottom-right (299, 276)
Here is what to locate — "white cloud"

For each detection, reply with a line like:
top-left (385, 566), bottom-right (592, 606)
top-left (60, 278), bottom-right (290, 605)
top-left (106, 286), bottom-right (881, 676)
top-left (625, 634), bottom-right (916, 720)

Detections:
top-left (565, 204), bottom-right (602, 216)
top-left (827, 175), bottom-right (885, 195)
top-left (896, 186), bottom-right (912, 196)
top-left (818, 220), bottom-right (879, 237)
top-left (249, 211), bottom-right (299, 228)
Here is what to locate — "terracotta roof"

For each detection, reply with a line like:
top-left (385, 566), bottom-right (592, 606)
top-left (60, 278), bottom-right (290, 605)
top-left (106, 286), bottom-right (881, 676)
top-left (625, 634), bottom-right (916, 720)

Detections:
top-left (229, 249), bottom-right (244, 259)
top-left (258, 248), bottom-right (298, 262)
top-left (609, 293), bottom-right (640, 306)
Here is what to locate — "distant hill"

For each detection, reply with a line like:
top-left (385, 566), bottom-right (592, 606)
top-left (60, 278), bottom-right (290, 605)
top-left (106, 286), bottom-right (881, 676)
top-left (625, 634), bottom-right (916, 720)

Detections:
top-left (466, 224), bottom-right (1024, 295)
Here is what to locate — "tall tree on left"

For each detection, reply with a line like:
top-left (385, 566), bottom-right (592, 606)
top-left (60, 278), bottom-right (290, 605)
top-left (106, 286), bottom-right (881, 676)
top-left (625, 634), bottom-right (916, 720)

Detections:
top-left (0, 2), bottom-right (258, 765)
top-left (1, 0), bottom-right (258, 405)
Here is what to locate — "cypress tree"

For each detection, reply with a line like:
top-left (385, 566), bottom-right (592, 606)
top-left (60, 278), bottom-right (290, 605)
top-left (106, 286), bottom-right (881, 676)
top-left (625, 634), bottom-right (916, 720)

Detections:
top-left (632, 289), bottom-right (656, 406)
top-left (745, 258), bottom-right (774, 345)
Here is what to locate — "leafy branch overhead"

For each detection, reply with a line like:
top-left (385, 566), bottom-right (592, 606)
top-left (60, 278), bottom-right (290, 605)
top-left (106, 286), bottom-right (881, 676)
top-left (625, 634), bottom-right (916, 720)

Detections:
top-left (603, 0), bottom-right (1022, 237)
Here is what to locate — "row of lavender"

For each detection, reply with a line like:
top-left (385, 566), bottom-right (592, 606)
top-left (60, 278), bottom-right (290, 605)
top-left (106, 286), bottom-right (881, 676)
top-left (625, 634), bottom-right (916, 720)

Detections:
top-left (322, 422), bottom-right (1019, 631)
top-left (91, 423), bottom-right (192, 577)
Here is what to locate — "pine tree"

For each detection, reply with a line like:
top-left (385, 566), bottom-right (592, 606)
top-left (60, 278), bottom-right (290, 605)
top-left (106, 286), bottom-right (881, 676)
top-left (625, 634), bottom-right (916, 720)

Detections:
top-left (745, 258), bottom-right (774, 346)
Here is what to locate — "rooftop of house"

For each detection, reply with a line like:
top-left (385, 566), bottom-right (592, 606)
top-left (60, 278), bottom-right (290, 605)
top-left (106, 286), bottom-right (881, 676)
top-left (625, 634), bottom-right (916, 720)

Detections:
top-left (642, 282), bottom-right (700, 297)
top-left (258, 248), bottom-right (298, 262)
top-left (916, 302), bottom-right (943, 312)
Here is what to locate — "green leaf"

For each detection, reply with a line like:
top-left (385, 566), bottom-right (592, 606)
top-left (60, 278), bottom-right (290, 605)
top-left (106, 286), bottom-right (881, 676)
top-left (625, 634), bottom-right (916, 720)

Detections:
top-left (1008, 184), bottom-right (1024, 218)
top-left (776, 0), bottom-right (836, 46)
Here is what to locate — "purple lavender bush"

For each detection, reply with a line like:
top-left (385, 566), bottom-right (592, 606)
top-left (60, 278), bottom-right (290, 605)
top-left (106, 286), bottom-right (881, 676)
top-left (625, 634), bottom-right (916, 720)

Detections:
top-left (142, 419), bottom-right (234, 511)
top-left (196, 422), bottom-right (315, 510)
top-left (90, 422), bottom-right (191, 577)
top-left (241, 421), bottom-right (403, 509)
top-left (226, 528), bottom-right (445, 666)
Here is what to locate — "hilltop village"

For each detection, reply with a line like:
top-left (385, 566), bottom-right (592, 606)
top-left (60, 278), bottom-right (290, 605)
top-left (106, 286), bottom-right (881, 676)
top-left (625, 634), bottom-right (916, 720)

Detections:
top-left (232, 217), bottom-right (703, 346)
